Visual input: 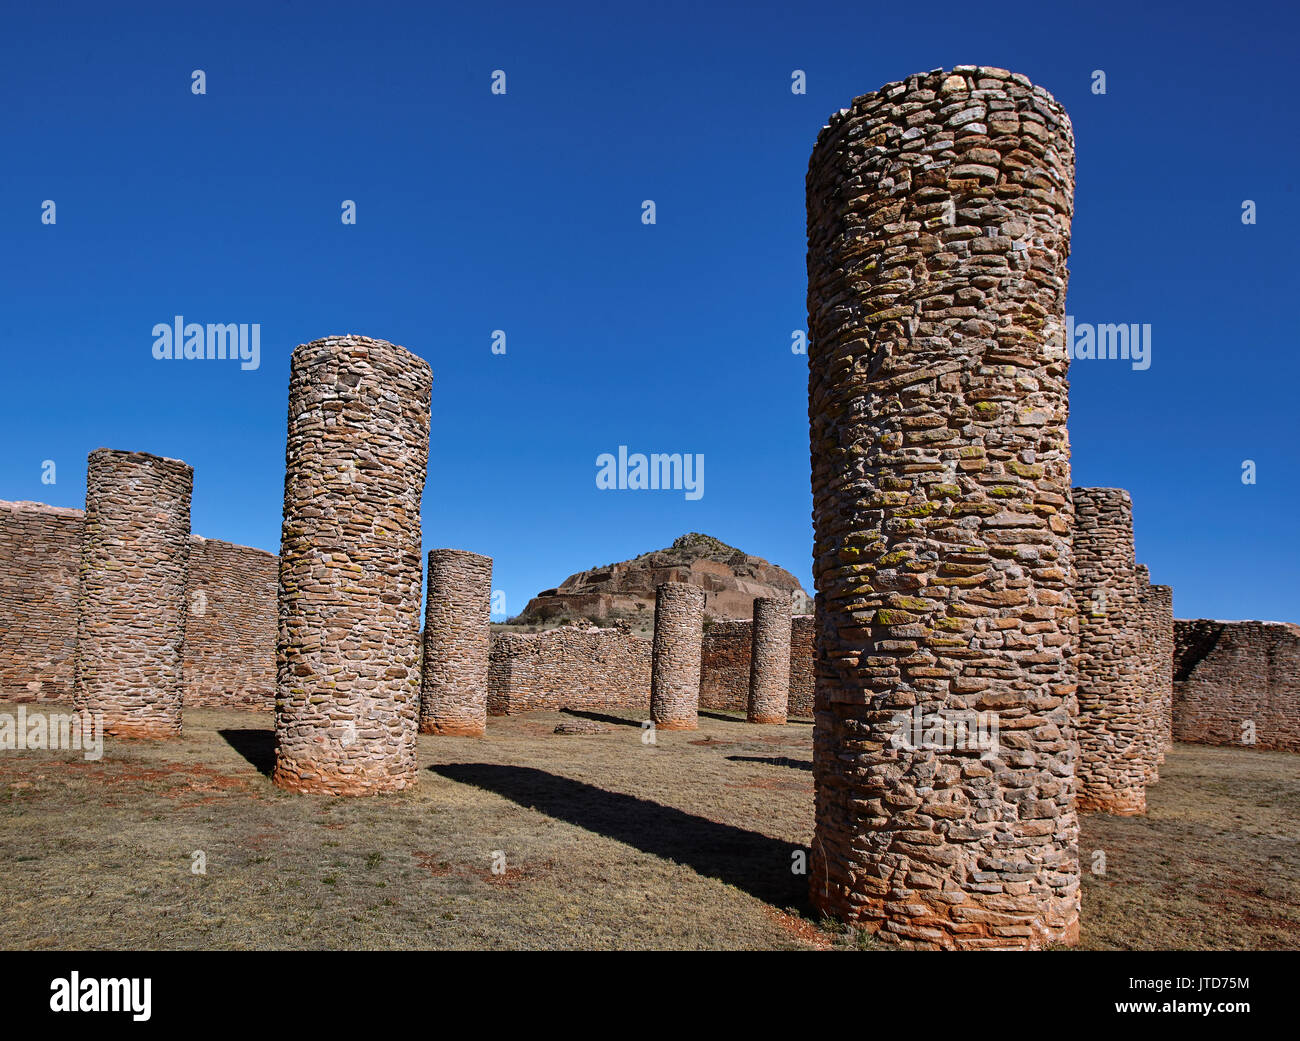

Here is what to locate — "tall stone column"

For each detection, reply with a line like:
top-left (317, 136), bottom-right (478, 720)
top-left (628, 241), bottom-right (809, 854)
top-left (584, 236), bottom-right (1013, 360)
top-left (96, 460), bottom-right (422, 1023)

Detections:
top-left (1150, 583), bottom-right (1175, 753)
top-left (807, 67), bottom-right (1080, 949)
top-left (748, 596), bottom-right (791, 724)
top-left (273, 335), bottom-right (432, 795)
top-left (74, 449), bottom-right (192, 738)
top-left (650, 582), bottom-right (705, 730)
top-left (420, 549), bottom-right (493, 736)
top-left (1074, 488), bottom-right (1149, 813)
top-left (1134, 565), bottom-right (1165, 773)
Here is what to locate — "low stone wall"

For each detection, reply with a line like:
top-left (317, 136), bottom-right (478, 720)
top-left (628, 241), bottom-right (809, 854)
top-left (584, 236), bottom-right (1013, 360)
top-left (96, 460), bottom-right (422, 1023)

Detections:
top-left (700, 615), bottom-right (814, 716)
top-left (0, 500), bottom-right (84, 701)
top-left (1173, 619), bottom-right (1300, 751)
top-left (183, 536), bottom-right (278, 709)
top-left (488, 626), bottom-right (651, 715)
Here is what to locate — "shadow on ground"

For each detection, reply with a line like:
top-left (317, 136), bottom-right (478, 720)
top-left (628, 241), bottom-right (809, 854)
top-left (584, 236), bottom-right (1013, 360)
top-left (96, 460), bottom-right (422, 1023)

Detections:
top-left (725, 755), bottom-right (812, 771)
top-left (433, 761), bottom-right (810, 911)
top-left (220, 729), bottom-right (275, 778)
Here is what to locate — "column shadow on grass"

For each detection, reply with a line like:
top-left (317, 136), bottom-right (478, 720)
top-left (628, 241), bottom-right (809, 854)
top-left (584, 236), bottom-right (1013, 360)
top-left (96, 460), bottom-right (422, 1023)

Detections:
top-left (220, 729), bottom-right (275, 778)
top-left (724, 755), bottom-right (812, 771)
top-left (558, 708), bottom-right (643, 729)
top-left (432, 762), bottom-right (811, 911)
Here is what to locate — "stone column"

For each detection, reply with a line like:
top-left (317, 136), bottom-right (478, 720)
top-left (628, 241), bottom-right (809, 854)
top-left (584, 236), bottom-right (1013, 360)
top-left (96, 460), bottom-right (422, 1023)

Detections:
top-left (273, 335), bottom-right (432, 795)
top-left (806, 67), bottom-right (1080, 949)
top-left (650, 582), bottom-right (705, 730)
top-left (748, 596), bottom-right (792, 724)
top-left (420, 549), bottom-right (493, 736)
top-left (1073, 488), bottom-right (1148, 813)
top-left (1134, 565), bottom-right (1164, 773)
top-left (1150, 584), bottom-right (1174, 753)
top-left (73, 449), bottom-right (192, 737)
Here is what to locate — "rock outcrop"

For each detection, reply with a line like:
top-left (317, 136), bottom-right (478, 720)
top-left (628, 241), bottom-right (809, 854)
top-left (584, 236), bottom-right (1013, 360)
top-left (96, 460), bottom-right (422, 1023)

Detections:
top-left (514, 533), bottom-right (810, 626)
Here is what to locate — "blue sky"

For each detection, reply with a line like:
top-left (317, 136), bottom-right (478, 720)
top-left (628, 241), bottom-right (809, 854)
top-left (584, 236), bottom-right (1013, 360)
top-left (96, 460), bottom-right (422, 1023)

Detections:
top-left (2, 0), bottom-right (1296, 623)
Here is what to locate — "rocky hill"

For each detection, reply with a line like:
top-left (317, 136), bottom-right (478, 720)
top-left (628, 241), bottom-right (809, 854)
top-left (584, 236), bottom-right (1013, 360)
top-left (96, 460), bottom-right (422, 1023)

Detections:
top-left (513, 533), bottom-right (811, 630)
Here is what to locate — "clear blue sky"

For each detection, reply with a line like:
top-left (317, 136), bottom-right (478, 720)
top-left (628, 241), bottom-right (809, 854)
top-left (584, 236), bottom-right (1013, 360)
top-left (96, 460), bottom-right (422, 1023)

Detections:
top-left (2, 0), bottom-right (1296, 624)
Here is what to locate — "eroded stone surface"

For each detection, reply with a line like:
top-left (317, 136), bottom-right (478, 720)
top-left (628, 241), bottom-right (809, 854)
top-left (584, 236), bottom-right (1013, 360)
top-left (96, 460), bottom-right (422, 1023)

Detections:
top-left (273, 335), bottom-right (432, 796)
top-left (806, 67), bottom-right (1080, 949)
top-left (74, 449), bottom-right (193, 738)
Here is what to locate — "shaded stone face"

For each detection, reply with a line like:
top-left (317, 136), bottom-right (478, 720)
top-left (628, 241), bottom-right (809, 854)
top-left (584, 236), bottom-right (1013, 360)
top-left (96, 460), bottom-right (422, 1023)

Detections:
top-left (1150, 585), bottom-right (1174, 752)
top-left (73, 449), bottom-right (193, 738)
top-left (650, 582), bottom-right (705, 730)
top-left (1134, 565), bottom-right (1170, 771)
top-left (1073, 487), bottom-right (1149, 814)
top-left (421, 549), bottom-right (493, 737)
top-left (273, 335), bottom-right (432, 796)
top-left (806, 67), bottom-right (1080, 949)
top-left (748, 596), bottom-right (792, 724)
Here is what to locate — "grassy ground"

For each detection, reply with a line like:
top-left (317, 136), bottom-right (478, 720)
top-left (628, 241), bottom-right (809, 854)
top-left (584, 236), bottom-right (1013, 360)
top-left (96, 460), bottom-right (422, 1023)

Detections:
top-left (1, 700), bottom-right (1297, 950)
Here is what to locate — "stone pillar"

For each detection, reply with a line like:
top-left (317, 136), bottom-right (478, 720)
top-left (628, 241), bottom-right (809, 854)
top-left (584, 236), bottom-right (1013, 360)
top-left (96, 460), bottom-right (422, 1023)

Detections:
top-left (273, 335), bottom-right (432, 795)
top-left (748, 596), bottom-right (792, 724)
top-left (1134, 565), bottom-right (1164, 773)
top-left (806, 67), bottom-right (1079, 949)
top-left (1073, 488), bottom-right (1148, 814)
top-left (73, 449), bottom-right (193, 738)
top-left (1150, 584), bottom-right (1174, 753)
top-left (420, 549), bottom-right (493, 736)
top-left (650, 582), bottom-right (705, 730)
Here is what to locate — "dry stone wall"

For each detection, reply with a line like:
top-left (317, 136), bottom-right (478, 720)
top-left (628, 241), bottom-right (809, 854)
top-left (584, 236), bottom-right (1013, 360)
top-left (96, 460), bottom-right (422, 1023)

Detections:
top-left (650, 582), bottom-right (705, 730)
top-left (1133, 565), bottom-right (1172, 766)
top-left (701, 614), bottom-right (815, 716)
top-left (184, 536), bottom-right (278, 709)
top-left (488, 625), bottom-right (650, 714)
top-left (1073, 488), bottom-right (1151, 812)
top-left (1150, 585), bottom-right (1174, 753)
top-left (0, 500), bottom-right (84, 701)
top-left (74, 449), bottom-right (193, 738)
top-left (274, 335), bottom-right (432, 795)
top-left (1173, 619), bottom-right (1300, 751)
top-left (420, 549), bottom-right (493, 736)
top-left (748, 596), bottom-right (792, 723)
top-left (806, 67), bottom-right (1080, 949)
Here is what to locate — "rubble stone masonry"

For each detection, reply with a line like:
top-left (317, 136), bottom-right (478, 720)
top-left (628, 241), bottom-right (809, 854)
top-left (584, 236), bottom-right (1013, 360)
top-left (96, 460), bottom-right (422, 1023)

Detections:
top-left (420, 549), bottom-right (493, 736)
top-left (1133, 565), bottom-right (1171, 767)
top-left (1073, 488), bottom-right (1151, 811)
top-left (806, 67), bottom-right (1080, 948)
top-left (0, 500), bottom-right (83, 701)
top-left (1150, 584), bottom-right (1174, 752)
top-left (650, 582), bottom-right (705, 730)
top-left (487, 625), bottom-right (650, 714)
top-left (273, 335), bottom-right (432, 795)
top-left (74, 449), bottom-right (193, 737)
top-left (184, 536), bottom-right (278, 708)
top-left (1173, 619), bottom-right (1300, 751)
top-left (701, 615), bottom-right (815, 716)
top-left (748, 596), bottom-right (792, 723)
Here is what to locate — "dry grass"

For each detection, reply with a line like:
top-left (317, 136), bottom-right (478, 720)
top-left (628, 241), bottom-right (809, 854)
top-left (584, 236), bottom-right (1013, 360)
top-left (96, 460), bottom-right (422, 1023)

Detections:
top-left (1, 700), bottom-right (1296, 950)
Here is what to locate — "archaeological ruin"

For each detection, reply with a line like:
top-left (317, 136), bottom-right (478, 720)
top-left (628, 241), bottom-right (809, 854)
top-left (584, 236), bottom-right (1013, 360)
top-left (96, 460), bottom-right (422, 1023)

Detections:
top-left (649, 581), bottom-right (706, 730)
top-left (805, 67), bottom-right (1081, 948)
top-left (272, 335), bottom-right (432, 795)
top-left (420, 549), bottom-right (493, 736)
top-left (73, 449), bottom-right (193, 738)
top-left (747, 596), bottom-right (791, 724)
top-left (701, 614), bottom-right (815, 716)
top-left (1073, 487), bottom-right (1151, 814)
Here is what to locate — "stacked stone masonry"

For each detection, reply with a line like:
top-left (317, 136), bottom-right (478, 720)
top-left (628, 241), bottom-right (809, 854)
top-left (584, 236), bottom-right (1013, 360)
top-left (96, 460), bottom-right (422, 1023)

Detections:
top-left (748, 596), bottom-right (792, 723)
top-left (273, 335), bottom-right (432, 795)
top-left (701, 614), bottom-right (815, 715)
top-left (74, 449), bottom-right (193, 738)
top-left (806, 67), bottom-right (1081, 949)
top-left (184, 536), bottom-right (278, 708)
top-left (1150, 585), bottom-right (1174, 752)
top-left (0, 500), bottom-right (84, 701)
top-left (421, 549), bottom-right (493, 736)
top-left (1073, 488), bottom-right (1153, 812)
top-left (1133, 564), bottom-right (1173, 765)
top-left (1173, 619), bottom-right (1300, 751)
top-left (650, 582), bottom-right (706, 730)
top-left (488, 625), bottom-right (651, 715)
